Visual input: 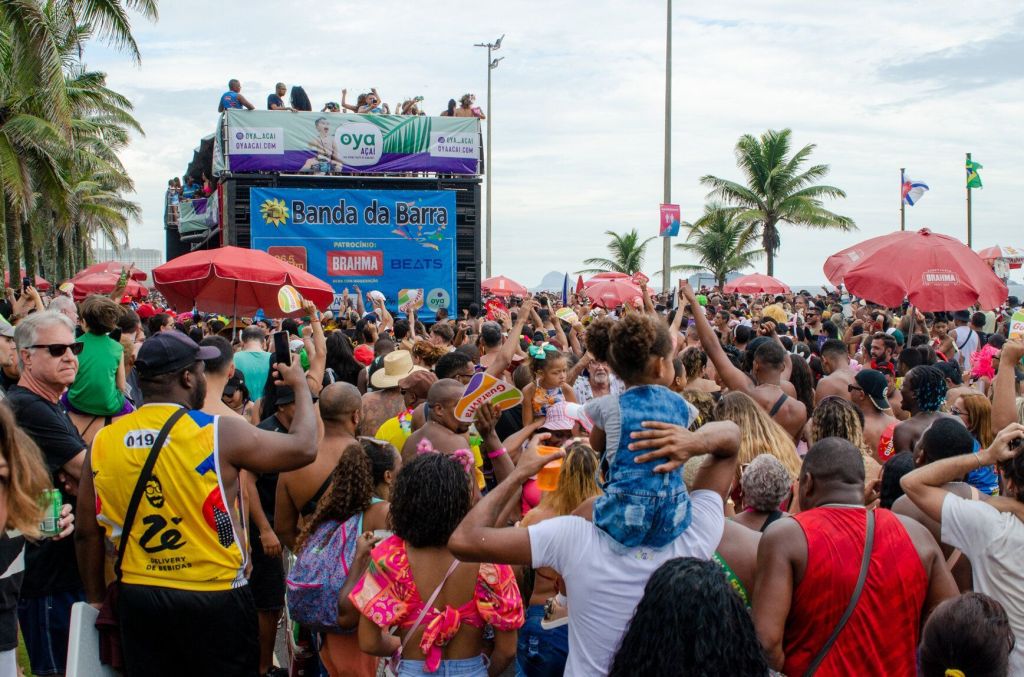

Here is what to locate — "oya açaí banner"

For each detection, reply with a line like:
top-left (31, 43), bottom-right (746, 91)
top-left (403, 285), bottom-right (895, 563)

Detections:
top-left (249, 187), bottom-right (457, 321)
top-left (215, 110), bottom-right (481, 175)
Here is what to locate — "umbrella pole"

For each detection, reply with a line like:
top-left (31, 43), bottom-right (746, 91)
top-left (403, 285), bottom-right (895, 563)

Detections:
top-left (906, 304), bottom-right (915, 348)
top-left (231, 281), bottom-right (238, 342)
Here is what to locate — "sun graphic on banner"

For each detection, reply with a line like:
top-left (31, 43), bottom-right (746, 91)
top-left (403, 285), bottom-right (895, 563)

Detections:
top-left (260, 198), bottom-right (289, 227)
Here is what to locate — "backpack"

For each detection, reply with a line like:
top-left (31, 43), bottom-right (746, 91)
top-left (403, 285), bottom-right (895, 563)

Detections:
top-left (286, 514), bottom-right (361, 632)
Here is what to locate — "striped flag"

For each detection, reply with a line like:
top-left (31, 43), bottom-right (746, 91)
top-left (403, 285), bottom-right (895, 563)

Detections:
top-left (902, 171), bottom-right (929, 206)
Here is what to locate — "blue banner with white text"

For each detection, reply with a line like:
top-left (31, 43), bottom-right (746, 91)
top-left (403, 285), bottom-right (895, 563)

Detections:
top-left (249, 187), bottom-right (457, 320)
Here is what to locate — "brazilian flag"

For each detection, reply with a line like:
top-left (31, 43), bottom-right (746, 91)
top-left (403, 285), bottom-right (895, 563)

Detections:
top-left (966, 158), bottom-right (983, 189)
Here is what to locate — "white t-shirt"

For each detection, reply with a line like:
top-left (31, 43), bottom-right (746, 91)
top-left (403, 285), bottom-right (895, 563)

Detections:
top-left (528, 490), bottom-right (724, 676)
top-left (941, 494), bottom-right (1024, 674)
top-left (951, 325), bottom-right (979, 370)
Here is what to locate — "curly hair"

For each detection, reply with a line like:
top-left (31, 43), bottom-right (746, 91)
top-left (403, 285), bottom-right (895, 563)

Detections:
top-left (389, 453), bottom-right (471, 548)
top-left (295, 443), bottom-right (374, 552)
top-left (411, 339), bottom-right (448, 368)
top-left (714, 392), bottom-right (801, 479)
top-left (0, 406), bottom-right (51, 537)
top-left (360, 437), bottom-right (399, 486)
top-left (586, 314), bottom-right (672, 385)
top-left (740, 455), bottom-right (792, 512)
top-left (681, 347), bottom-right (707, 380)
top-left (682, 390), bottom-right (716, 430)
top-left (999, 439), bottom-right (1024, 503)
top-left (608, 557), bottom-right (770, 677)
top-left (537, 442), bottom-right (601, 516)
top-left (810, 397), bottom-right (869, 455)
top-left (959, 393), bottom-right (994, 447)
top-left (919, 592), bottom-right (1012, 677)
top-left (906, 365), bottom-right (947, 413)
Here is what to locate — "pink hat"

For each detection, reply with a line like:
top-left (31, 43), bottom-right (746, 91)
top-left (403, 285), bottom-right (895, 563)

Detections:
top-left (353, 344), bottom-right (374, 367)
top-left (564, 402), bottom-right (593, 433)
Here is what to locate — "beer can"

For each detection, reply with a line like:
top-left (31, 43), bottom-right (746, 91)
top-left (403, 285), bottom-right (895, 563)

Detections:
top-left (39, 488), bottom-right (62, 537)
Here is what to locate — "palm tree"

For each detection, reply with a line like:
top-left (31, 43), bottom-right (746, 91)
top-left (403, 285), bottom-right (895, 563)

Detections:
top-left (701, 128), bottom-right (855, 276)
top-left (576, 229), bottom-right (656, 276)
top-left (671, 204), bottom-right (764, 289)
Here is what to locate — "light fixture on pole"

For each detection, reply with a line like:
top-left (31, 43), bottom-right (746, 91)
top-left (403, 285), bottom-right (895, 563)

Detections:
top-left (474, 34), bottom-right (504, 279)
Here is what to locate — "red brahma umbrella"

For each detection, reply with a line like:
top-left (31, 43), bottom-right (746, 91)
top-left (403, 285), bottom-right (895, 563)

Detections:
top-left (585, 278), bottom-right (648, 309)
top-left (69, 273), bottom-right (148, 301)
top-left (583, 271), bottom-right (630, 287)
top-left (723, 273), bottom-right (790, 295)
top-left (481, 275), bottom-right (527, 297)
top-left (75, 261), bottom-right (148, 281)
top-left (152, 246), bottom-right (334, 317)
top-left (823, 228), bottom-right (1007, 311)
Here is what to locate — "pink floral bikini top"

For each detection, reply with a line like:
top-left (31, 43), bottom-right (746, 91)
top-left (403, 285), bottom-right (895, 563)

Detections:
top-left (349, 535), bottom-right (524, 673)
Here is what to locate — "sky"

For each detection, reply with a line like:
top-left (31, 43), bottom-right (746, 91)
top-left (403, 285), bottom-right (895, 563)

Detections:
top-left (86, 0), bottom-right (1024, 288)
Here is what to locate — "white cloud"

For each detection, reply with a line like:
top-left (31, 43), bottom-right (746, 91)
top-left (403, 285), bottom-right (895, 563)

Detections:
top-left (87, 0), bottom-right (1024, 288)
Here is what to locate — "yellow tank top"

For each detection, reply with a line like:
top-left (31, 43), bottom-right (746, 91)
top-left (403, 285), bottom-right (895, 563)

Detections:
top-left (91, 404), bottom-right (247, 591)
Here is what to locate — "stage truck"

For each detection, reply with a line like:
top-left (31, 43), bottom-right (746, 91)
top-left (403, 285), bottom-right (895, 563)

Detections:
top-left (166, 109), bottom-right (483, 321)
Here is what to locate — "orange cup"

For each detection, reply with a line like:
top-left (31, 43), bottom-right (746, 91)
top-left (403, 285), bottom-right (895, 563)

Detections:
top-left (536, 445), bottom-right (563, 491)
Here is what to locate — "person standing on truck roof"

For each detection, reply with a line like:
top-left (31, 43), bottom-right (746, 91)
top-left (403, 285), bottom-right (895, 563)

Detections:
top-left (218, 79), bottom-right (255, 112)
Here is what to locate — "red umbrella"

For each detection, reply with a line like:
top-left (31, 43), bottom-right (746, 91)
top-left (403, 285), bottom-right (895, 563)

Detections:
top-left (75, 261), bottom-right (147, 281)
top-left (575, 275), bottom-right (584, 294)
top-left (823, 228), bottom-right (1007, 311)
top-left (152, 246), bottom-right (334, 317)
top-left (978, 244), bottom-right (1024, 270)
top-left (481, 275), bottom-right (527, 297)
top-left (584, 271), bottom-right (630, 287)
top-left (69, 273), bottom-right (148, 301)
top-left (723, 273), bottom-right (790, 295)
top-left (585, 278), bottom-right (647, 309)
top-left (4, 270), bottom-right (50, 291)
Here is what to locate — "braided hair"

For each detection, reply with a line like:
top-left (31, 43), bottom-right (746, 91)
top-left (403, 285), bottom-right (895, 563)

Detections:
top-left (295, 443), bottom-right (374, 552)
top-left (906, 365), bottom-right (948, 413)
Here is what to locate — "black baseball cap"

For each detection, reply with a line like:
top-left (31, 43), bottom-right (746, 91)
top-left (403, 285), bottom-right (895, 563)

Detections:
top-left (854, 369), bottom-right (890, 411)
top-left (136, 330), bottom-right (220, 377)
top-left (274, 385), bottom-right (295, 405)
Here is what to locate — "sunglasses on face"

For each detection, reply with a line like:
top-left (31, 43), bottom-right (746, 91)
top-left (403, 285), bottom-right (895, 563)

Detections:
top-left (31, 343), bottom-right (84, 357)
top-left (847, 384), bottom-right (863, 393)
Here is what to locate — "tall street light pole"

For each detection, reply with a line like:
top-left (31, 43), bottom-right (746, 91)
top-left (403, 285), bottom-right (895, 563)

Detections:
top-left (475, 35), bottom-right (504, 279)
top-left (661, 0), bottom-right (672, 294)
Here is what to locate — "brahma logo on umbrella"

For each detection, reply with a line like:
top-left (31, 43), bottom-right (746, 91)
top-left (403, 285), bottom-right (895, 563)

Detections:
top-left (260, 198), bottom-right (290, 227)
top-left (921, 269), bottom-right (959, 286)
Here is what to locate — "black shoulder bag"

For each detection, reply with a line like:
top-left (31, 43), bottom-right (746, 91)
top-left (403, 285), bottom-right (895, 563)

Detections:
top-left (96, 407), bottom-right (188, 668)
top-left (803, 510), bottom-right (876, 677)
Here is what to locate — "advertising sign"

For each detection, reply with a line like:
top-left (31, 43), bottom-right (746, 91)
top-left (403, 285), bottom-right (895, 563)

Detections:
top-left (249, 188), bottom-right (457, 321)
top-left (660, 203), bottom-right (681, 237)
top-left (216, 110), bottom-right (480, 175)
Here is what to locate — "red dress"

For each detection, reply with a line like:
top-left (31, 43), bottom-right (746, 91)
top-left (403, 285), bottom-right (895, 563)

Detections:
top-left (783, 507), bottom-right (927, 677)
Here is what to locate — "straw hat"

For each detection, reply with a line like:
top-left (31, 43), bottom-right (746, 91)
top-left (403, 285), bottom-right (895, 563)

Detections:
top-left (370, 350), bottom-right (426, 389)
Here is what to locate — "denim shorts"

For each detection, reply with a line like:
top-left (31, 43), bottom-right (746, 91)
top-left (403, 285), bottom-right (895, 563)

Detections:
top-left (516, 604), bottom-right (568, 677)
top-left (17, 589), bottom-right (85, 676)
top-left (398, 655), bottom-right (488, 676)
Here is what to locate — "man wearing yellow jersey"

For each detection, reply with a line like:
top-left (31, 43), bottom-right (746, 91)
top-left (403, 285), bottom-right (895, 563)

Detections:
top-left (75, 330), bottom-right (318, 677)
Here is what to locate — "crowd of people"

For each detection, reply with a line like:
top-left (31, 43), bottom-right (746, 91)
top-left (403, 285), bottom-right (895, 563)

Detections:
top-left (217, 78), bottom-right (486, 119)
top-left (1, 277), bottom-right (1023, 676)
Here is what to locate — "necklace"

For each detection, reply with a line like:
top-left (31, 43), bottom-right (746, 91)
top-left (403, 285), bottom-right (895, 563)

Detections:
top-left (818, 503), bottom-right (865, 509)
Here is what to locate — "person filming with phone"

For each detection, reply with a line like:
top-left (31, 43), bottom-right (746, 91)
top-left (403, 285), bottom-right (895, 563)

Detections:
top-left (75, 330), bottom-right (319, 676)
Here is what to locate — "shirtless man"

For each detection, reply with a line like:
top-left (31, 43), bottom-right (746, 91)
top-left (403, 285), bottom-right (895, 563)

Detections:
top-left (892, 365), bottom-right (954, 456)
top-left (361, 350), bottom-right (420, 436)
top-left (813, 339), bottom-right (857, 405)
top-left (401, 379), bottom-right (470, 463)
top-left (275, 382), bottom-right (362, 551)
top-left (684, 284), bottom-right (806, 440)
top-left (931, 318), bottom-right (956, 360)
top-left (849, 368), bottom-right (899, 462)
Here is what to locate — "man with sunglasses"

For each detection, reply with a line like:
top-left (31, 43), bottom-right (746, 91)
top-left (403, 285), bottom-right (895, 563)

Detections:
top-left (6, 311), bottom-right (87, 676)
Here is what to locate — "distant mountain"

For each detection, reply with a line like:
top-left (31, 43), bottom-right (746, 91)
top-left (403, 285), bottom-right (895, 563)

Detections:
top-left (532, 271), bottom-right (568, 292)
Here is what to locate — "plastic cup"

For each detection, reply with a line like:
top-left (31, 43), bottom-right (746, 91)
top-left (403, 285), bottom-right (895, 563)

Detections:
top-left (536, 445), bottom-right (563, 491)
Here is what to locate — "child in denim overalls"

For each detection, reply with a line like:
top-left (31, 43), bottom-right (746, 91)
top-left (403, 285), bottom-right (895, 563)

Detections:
top-left (583, 313), bottom-right (696, 549)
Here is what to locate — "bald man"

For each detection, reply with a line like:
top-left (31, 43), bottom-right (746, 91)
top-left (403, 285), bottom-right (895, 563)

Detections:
top-left (401, 379), bottom-right (471, 463)
top-left (274, 382), bottom-right (363, 550)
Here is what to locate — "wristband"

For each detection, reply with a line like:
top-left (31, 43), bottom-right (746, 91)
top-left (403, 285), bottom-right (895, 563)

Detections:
top-left (487, 447), bottom-right (508, 460)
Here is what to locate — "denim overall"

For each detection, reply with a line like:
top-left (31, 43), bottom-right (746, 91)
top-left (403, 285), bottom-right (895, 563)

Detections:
top-left (593, 385), bottom-right (692, 549)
